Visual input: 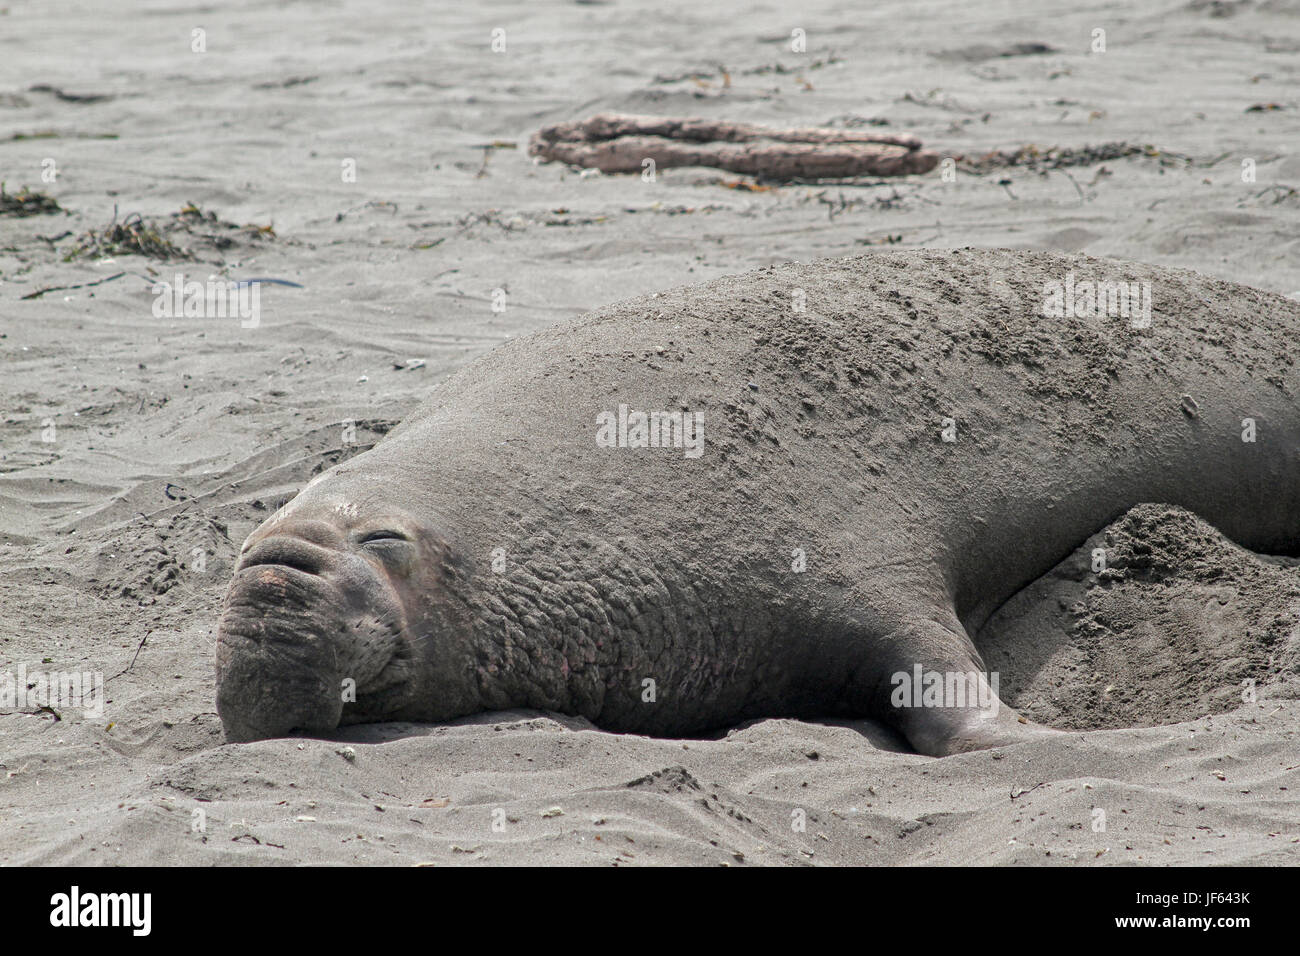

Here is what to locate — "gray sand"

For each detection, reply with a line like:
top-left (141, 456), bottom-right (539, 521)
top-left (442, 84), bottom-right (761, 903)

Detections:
top-left (2, 0), bottom-right (1299, 864)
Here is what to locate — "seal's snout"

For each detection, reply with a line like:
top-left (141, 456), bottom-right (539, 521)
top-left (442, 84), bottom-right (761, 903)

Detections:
top-left (216, 532), bottom-right (350, 742)
top-left (216, 617), bottom-right (345, 742)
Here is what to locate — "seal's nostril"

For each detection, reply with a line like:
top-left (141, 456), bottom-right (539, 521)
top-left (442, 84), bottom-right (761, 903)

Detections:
top-left (239, 536), bottom-right (331, 576)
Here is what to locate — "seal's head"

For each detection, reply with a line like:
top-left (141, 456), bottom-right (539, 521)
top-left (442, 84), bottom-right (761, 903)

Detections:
top-left (215, 479), bottom-right (478, 742)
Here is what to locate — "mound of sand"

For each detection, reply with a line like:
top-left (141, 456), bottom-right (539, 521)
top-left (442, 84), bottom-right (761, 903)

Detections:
top-left (981, 503), bottom-right (1300, 729)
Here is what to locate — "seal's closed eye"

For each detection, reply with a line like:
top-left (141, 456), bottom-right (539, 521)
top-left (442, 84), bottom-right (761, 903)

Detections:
top-left (359, 529), bottom-right (409, 544)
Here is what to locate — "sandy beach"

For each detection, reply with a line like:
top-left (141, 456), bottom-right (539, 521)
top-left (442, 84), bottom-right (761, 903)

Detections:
top-left (2, 0), bottom-right (1299, 866)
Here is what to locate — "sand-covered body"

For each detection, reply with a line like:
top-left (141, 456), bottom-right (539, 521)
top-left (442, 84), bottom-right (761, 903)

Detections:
top-left (216, 249), bottom-right (1300, 754)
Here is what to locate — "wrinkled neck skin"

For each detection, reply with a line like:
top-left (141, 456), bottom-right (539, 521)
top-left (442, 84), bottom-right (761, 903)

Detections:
top-left (456, 524), bottom-right (706, 730)
top-left (446, 503), bottom-right (831, 734)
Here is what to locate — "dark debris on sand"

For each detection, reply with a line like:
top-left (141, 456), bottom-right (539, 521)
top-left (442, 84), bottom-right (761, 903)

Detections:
top-left (63, 211), bottom-right (185, 261)
top-left (62, 203), bottom-right (276, 262)
top-left (170, 202), bottom-right (277, 251)
top-left (959, 142), bottom-right (1193, 174)
top-left (0, 183), bottom-right (63, 218)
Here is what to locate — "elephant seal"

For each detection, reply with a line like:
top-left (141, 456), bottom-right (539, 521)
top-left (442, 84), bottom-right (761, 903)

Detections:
top-left (215, 248), bottom-right (1300, 755)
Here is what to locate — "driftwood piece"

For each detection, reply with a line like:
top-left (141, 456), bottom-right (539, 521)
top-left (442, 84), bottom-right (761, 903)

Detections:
top-left (533, 113), bottom-right (924, 149)
top-left (529, 112), bottom-right (939, 179)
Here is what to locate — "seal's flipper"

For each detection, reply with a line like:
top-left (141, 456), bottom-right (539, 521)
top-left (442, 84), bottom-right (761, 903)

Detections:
top-left (867, 614), bottom-right (1061, 756)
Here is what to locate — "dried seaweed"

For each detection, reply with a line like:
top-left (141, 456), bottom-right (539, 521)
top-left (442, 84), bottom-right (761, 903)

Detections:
top-left (62, 203), bottom-right (275, 262)
top-left (63, 210), bottom-right (185, 261)
top-left (0, 183), bottom-right (62, 218)
top-left (958, 142), bottom-right (1192, 174)
top-left (169, 203), bottom-right (276, 251)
